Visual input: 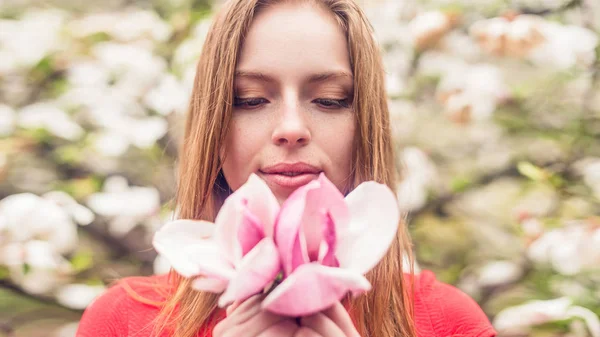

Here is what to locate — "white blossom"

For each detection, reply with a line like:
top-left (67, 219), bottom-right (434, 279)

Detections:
top-left (55, 284), bottom-right (106, 310)
top-left (0, 9), bottom-right (67, 73)
top-left (66, 61), bottom-right (110, 88)
top-left (54, 322), bottom-right (79, 337)
top-left (437, 63), bottom-right (510, 123)
top-left (573, 157), bottom-right (600, 201)
top-left (527, 220), bottom-right (600, 275)
top-left (477, 260), bottom-right (523, 287)
top-left (91, 42), bottom-right (167, 98)
top-left (17, 102), bottom-right (84, 141)
top-left (396, 147), bottom-right (439, 211)
top-left (86, 176), bottom-right (161, 237)
top-left (2, 240), bottom-right (72, 294)
top-left (0, 193), bottom-right (82, 254)
top-left (0, 104), bottom-right (16, 136)
top-left (91, 114), bottom-right (168, 156)
top-left (408, 11), bottom-right (455, 50)
top-left (494, 297), bottom-right (600, 337)
top-left (172, 18), bottom-right (212, 72)
top-left (143, 74), bottom-right (190, 116)
top-left (470, 15), bottom-right (598, 69)
top-left (68, 10), bottom-right (171, 42)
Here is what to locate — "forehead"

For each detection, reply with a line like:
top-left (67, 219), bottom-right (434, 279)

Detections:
top-left (236, 2), bottom-right (351, 80)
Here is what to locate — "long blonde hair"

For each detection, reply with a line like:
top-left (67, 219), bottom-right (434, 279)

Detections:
top-left (153, 0), bottom-right (417, 336)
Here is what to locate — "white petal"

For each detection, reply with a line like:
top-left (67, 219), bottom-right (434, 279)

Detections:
top-left (152, 219), bottom-right (217, 277)
top-left (337, 182), bottom-right (400, 274)
top-left (55, 284), bottom-right (106, 310)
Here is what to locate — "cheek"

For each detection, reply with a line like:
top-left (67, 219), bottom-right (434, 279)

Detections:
top-left (316, 113), bottom-right (355, 181)
top-left (220, 120), bottom-right (262, 190)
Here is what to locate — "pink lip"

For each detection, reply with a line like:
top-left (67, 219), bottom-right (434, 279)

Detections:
top-left (260, 162), bottom-right (322, 189)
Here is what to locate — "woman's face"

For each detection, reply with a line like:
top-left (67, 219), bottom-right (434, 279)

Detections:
top-left (221, 1), bottom-right (355, 203)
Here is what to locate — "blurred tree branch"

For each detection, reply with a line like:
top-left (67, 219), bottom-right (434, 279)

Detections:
top-left (519, 0), bottom-right (581, 16)
top-left (0, 280), bottom-right (81, 314)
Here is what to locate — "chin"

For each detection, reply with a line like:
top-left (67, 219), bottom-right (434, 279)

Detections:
top-left (274, 190), bottom-right (293, 205)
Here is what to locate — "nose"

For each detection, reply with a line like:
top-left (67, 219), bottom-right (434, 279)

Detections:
top-left (271, 102), bottom-right (311, 147)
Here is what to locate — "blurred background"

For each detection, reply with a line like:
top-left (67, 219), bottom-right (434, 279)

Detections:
top-left (0, 0), bottom-right (599, 336)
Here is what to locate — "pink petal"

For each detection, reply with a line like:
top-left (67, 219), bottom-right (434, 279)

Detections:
top-left (337, 182), bottom-right (400, 275)
top-left (218, 238), bottom-right (281, 308)
top-left (242, 174), bottom-right (280, 237)
top-left (318, 212), bottom-right (339, 267)
top-left (302, 174), bottom-right (349, 261)
top-left (214, 197), bottom-right (245, 264)
top-left (192, 277), bottom-right (229, 293)
top-left (185, 242), bottom-right (236, 280)
top-left (262, 263), bottom-right (371, 317)
top-left (214, 174), bottom-right (279, 264)
top-left (238, 203), bottom-right (265, 256)
top-left (275, 180), bottom-right (320, 275)
top-left (152, 219), bottom-right (216, 277)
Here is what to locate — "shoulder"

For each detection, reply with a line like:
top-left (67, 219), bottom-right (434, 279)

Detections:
top-left (77, 273), bottom-right (171, 337)
top-left (410, 270), bottom-right (497, 337)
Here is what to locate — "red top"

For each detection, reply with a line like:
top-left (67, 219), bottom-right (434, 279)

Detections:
top-left (76, 270), bottom-right (496, 337)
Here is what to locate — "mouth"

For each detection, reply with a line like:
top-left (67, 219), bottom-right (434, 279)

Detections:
top-left (259, 162), bottom-right (322, 189)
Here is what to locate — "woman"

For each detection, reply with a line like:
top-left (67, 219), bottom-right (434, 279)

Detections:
top-left (77, 0), bottom-right (497, 336)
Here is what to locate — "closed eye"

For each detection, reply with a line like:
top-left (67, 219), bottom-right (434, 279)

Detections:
top-left (313, 98), bottom-right (351, 109)
top-left (233, 97), bottom-right (268, 109)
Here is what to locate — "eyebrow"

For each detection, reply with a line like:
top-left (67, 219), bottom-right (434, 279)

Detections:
top-left (234, 70), bottom-right (353, 84)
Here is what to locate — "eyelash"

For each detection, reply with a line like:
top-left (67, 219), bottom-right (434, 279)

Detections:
top-left (233, 97), bottom-right (351, 110)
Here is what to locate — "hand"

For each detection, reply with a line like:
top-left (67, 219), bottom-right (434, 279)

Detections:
top-left (213, 294), bottom-right (300, 337)
top-left (295, 302), bottom-right (360, 337)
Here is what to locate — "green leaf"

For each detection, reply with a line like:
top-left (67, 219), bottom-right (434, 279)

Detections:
top-left (517, 162), bottom-right (550, 182)
top-left (22, 263), bottom-right (31, 275)
top-left (450, 176), bottom-right (471, 193)
top-left (0, 266), bottom-right (10, 280)
top-left (70, 250), bottom-right (94, 273)
top-left (54, 145), bottom-right (82, 165)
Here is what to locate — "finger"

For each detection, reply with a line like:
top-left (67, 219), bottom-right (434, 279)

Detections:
top-left (257, 319), bottom-right (300, 337)
top-left (294, 327), bottom-right (323, 337)
top-left (300, 313), bottom-right (345, 337)
top-left (226, 301), bottom-right (241, 316)
top-left (227, 295), bottom-right (263, 324)
top-left (323, 302), bottom-right (360, 337)
top-left (239, 310), bottom-right (287, 337)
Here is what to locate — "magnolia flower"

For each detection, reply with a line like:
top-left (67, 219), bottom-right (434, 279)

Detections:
top-left (408, 11), bottom-right (457, 50)
top-left (527, 220), bottom-right (600, 276)
top-left (172, 19), bottom-right (212, 73)
top-left (55, 283), bottom-right (106, 310)
top-left (0, 104), bottom-right (16, 137)
top-left (470, 14), bottom-right (598, 69)
top-left (18, 102), bottom-right (84, 141)
top-left (68, 10), bottom-right (172, 42)
top-left (92, 115), bottom-right (168, 157)
top-left (91, 42), bottom-right (166, 99)
top-left (87, 176), bottom-right (161, 237)
top-left (2, 240), bottom-right (72, 294)
top-left (573, 157), bottom-right (600, 201)
top-left (476, 260), bottom-right (522, 288)
top-left (0, 192), bottom-right (89, 254)
top-left (154, 174), bottom-right (400, 316)
top-left (396, 147), bottom-right (438, 212)
top-left (436, 64), bottom-right (510, 123)
top-left (143, 74), bottom-right (190, 116)
top-left (263, 174), bottom-right (399, 316)
top-left (494, 297), bottom-right (600, 337)
top-left (0, 9), bottom-right (66, 72)
top-left (153, 174), bottom-right (281, 307)
top-left (66, 61), bottom-right (110, 89)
